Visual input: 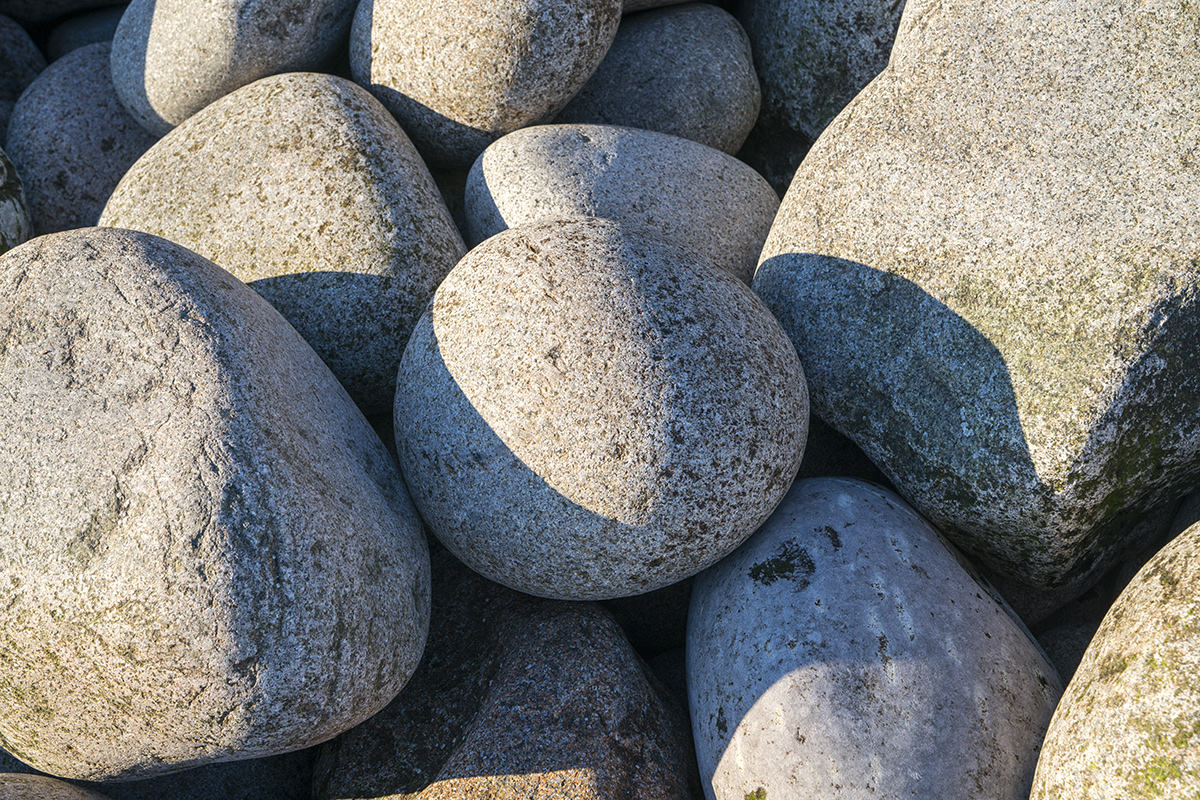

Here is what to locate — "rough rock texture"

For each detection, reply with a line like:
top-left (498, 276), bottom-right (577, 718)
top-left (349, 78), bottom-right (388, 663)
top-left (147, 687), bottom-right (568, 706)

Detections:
top-left (94, 750), bottom-right (317, 800)
top-left (1032, 521), bottom-right (1200, 798)
top-left (734, 0), bottom-right (905, 192)
top-left (111, 0), bottom-right (358, 135)
top-left (465, 124), bottom-right (777, 285)
top-left (689, 478), bottom-right (1062, 800)
top-left (755, 0), bottom-right (1200, 612)
top-left (396, 217), bottom-right (808, 600)
top-left (350, 0), bottom-right (622, 169)
top-left (0, 147), bottom-right (30, 253)
top-left (45, 5), bottom-right (124, 60)
top-left (555, 5), bottom-right (759, 154)
top-left (6, 44), bottom-right (157, 234)
top-left (101, 72), bottom-right (464, 417)
top-left (313, 552), bottom-right (699, 800)
top-left (0, 228), bottom-right (430, 781)
top-left (0, 775), bottom-right (111, 800)
top-left (0, 0), bottom-right (113, 24)
top-left (0, 14), bottom-right (44, 140)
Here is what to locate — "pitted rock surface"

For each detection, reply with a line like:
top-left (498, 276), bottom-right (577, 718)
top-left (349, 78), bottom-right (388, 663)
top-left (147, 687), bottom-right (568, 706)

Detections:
top-left (688, 478), bottom-right (1062, 800)
top-left (101, 72), bottom-right (465, 417)
top-left (755, 0), bottom-right (1200, 608)
top-left (1032, 521), bottom-right (1200, 798)
top-left (6, 44), bottom-right (156, 234)
top-left (556, 4), bottom-right (760, 154)
top-left (0, 774), bottom-right (111, 800)
top-left (465, 124), bottom-right (777, 285)
top-left (395, 217), bottom-right (808, 600)
top-left (313, 552), bottom-right (698, 800)
top-left (0, 228), bottom-right (430, 781)
top-left (349, 0), bottom-right (622, 169)
top-left (0, 148), bottom-right (30, 253)
top-left (45, 6), bottom-right (125, 60)
top-left (111, 0), bottom-right (357, 135)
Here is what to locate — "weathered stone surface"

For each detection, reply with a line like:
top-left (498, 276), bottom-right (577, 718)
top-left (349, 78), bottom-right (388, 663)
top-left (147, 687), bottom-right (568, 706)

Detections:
top-left (0, 775), bottom-right (110, 800)
top-left (734, 0), bottom-right (905, 192)
top-left (465, 124), bottom-right (777, 285)
top-left (689, 478), bottom-right (1062, 800)
top-left (0, 0), bottom-right (112, 24)
top-left (0, 228), bottom-right (430, 781)
top-left (555, 5), bottom-right (759, 154)
top-left (349, 0), bottom-right (622, 169)
top-left (0, 147), bottom-right (30, 253)
top-left (6, 44), bottom-right (156, 235)
top-left (101, 72), bottom-right (464, 417)
top-left (0, 14), bottom-right (43, 140)
top-left (755, 0), bottom-right (1200, 610)
top-left (396, 217), bottom-right (807, 600)
top-left (45, 5), bottom-right (124, 60)
top-left (111, 0), bottom-right (357, 135)
top-left (1032, 521), bottom-right (1200, 798)
top-left (313, 551), bottom-right (699, 800)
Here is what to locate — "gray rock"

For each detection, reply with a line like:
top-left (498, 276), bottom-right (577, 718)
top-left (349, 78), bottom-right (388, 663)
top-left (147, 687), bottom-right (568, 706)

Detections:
top-left (349, 0), bottom-right (622, 169)
top-left (734, 0), bottom-right (905, 192)
top-left (0, 0), bottom-right (112, 24)
top-left (100, 72), bottom-right (464, 417)
top-left (314, 551), bottom-right (699, 800)
top-left (0, 227), bottom-right (430, 781)
top-left (755, 0), bottom-right (1200, 613)
top-left (465, 124), bottom-right (778, 285)
top-left (0, 775), bottom-right (110, 800)
top-left (0, 147), bottom-right (30, 253)
top-left (395, 217), bottom-right (808, 600)
top-left (0, 14), bottom-right (44, 140)
top-left (1031, 521), bottom-right (1200, 798)
top-left (6, 44), bottom-right (156, 234)
top-left (555, 4), bottom-right (759, 154)
top-left (45, 5), bottom-right (124, 60)
top-left (688, 478), bottom-right (1062, 800)
top-left (111, 0), bottom-right (357, 135)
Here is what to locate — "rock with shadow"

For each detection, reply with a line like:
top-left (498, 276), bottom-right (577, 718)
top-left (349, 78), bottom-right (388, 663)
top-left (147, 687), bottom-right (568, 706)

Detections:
top-left (45, 5), bottom-right (126, 61)
top-left (0, 14), bottom-right (43, 141)
top-left (0, 775), bottom-right (111, 800)
top-left (755, 0), bottom-right (1200, 620)
top-left (688, 478), bottom-right (1061, 800)
top-left (0, 146), bottom-right (31, 253)
top-left (100, 72), bottom-right (465, 418)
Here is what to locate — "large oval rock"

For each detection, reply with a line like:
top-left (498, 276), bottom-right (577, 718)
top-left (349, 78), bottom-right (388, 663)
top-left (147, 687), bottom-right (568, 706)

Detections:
top-left (0, 775), bottom-right (110, 800)
top-left (111, 0), bottom-right (356, 135)
top-left (755, 0), bottom-right (1200, 615)
top-left (396, 217), bottom-right (808, 600)
top-left (350, 0), bottom-right (622, 169)
top-left (0, 14), bottom-right (44, 140)
top-left (688, 478), bottom-right (1061, 800)
top-left (101, 72), bottom-right (464, 417)
top-left (7, 44), bottom-right (157, 234)
top-left (1032, 522), bottom-right (1200, 798)
top-left (0, 228), bottom-right (430, 781)
top-left (555, 4), bottom-right (759, 154)
top-left (464, 124), bottom-right (777, 284)
top-left (0, 147), bottom-right (30, 253)
top-left (314, 552), bottom-right (699, 799)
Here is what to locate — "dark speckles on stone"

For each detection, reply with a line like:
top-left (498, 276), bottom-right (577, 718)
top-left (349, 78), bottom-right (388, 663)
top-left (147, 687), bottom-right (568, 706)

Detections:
top-left (748, 540), bottom-right (815, 588)
top-left (821, 524), bottom-right (842, 549)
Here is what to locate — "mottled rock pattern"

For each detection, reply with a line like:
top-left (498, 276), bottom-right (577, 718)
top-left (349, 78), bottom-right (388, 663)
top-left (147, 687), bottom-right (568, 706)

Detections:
top-left (101, 72), bottom-right (464, 417)
top-left (396, 217), bottom-right (807, 600)
top-left (755, 0), bottom-right (1200, 608)
top-left (0, 775), bottom-right (111, 800)
top-left (1032, 521), bottom-right (1200, 798)
top-left (688, 478), bottom-right (1062, 800)
top-left (465, 124), bottom-right (778, 285)
top-left (313, 552), bottom-right (698, 800)
top-left (111, 0), bottom-right (357, 135)
top-left (0, 0), bottom-right (112, 23)
top-left (0, 147), bottom-right (30, 253)
top-left (0, 228), bottom-right (430, 781)
top-left (45, 5), bottom-right (124, 60)
top-left (0, 14), bottom-right (43, 140)
top-left (556, 4), bottom-right (759, 154)
top-left (350, 0), bottom-right (622, 169)
top-left (6, 44), bottom-right (156, 234)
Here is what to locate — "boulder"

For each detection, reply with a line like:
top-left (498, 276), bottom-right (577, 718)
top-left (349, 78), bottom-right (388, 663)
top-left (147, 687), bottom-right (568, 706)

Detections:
top-left (0, 775), bottom-right (110, 800)
top-left (100, 72), bottom-right (464, 417)
top-left (0, 227), bottom-right (430, 780)
top-left (0, 14), bottom-right (44, 140)
top-left (0, 147), bottom-right (30, 253)
top-left (688, 477), bottom-right (1062, 800)
top-left (395, 217), bottom-right (807, 600)
top-left (45, 5), bottom-right (125, 60)
top-left (94, 750), bottom-right (317, 800)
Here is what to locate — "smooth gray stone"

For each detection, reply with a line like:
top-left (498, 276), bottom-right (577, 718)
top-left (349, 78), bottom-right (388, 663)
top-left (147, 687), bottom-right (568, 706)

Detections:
top-left (556, 4), bottom-right (760, 154)
top-left (0, 228), bottom-right (430, 781)
top-left (0, 14), bottom-right (44, 140)
top-left (45, 5), bottom-right (124, 60)
top-left (6, 43), bottom-right (156, 234)
top-left (688, 478), bottom-right (1062, 800)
